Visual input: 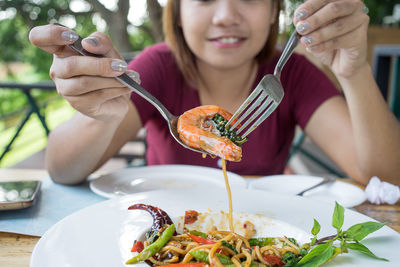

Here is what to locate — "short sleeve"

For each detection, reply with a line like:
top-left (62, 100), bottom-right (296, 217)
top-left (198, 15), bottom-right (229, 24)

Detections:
top-left (282, 54), bottom-right (342, 129)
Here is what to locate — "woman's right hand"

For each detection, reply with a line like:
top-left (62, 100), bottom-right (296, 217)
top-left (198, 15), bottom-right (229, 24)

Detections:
top-left (29, 24), bottom-right (138, 123)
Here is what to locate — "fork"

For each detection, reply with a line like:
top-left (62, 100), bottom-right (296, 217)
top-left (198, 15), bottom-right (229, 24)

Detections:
top-left (56, 24), bottom-right (207, 155)
top-left (226, 31), bottom-right (300, 138)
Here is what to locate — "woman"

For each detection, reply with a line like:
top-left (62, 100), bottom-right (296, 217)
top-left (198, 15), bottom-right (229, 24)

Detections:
top-left (29, 0), bottom-right (400, 185)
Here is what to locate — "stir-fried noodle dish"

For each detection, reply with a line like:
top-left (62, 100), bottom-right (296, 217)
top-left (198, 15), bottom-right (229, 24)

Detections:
top-left (126, 205), bottom-right (306, 267)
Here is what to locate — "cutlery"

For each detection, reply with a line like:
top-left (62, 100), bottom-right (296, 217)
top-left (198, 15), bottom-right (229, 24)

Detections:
top-left (226, 31), bottom-right (300, 138)
top-left (296, 177), bottom-right (336, 196)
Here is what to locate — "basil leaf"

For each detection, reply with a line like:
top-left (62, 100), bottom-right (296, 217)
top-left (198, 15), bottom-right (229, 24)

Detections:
top-left (332, 202), bottom-right (344, 231)
top-left (311, 219), bottom-right (321, 236)
top-left (344, 242), bottom-right (388, 261)
top-left (297, 243), bottom-right (335, 266)
top-left (344, 222), bottom-right (386, 241)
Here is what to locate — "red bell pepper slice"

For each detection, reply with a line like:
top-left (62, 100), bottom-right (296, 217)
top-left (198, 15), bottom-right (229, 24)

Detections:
top-left (131, 240), bottom-right (144, 252)
top-left (187, 234), bottom-right (216, 244)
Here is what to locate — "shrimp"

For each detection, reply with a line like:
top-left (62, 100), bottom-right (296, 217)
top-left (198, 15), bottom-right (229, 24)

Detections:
top-left (177, 105), bottom-right (242, 161)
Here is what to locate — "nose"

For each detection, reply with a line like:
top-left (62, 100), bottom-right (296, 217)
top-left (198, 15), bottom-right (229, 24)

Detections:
top-left (212, 0), bottom-right (242, 26)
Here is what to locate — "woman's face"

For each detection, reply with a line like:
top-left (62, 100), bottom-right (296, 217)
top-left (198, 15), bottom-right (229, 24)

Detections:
top-left (180, 0), bottom-right (276, 70)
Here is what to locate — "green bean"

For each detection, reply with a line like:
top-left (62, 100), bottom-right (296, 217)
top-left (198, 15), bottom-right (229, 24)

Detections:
top-left (125, 224), bottom-right (175, 264)
top-left (189, 230), bottom-right (207, 238)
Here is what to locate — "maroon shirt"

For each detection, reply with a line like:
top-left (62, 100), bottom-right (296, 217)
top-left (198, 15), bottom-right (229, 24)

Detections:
top-left (128, 43), bottom-right (341, 175)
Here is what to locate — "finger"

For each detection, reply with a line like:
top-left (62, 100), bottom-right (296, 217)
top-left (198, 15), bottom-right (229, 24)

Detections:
top-left (303, 21), bottom-right (368, 53)
top-left (65, 87), bottom-right (133, 110)
top-left (299, 11), bottom-right (367, 48)
top-left (50, 55), bottom-right (128, 79)
top-left (55, 76), bottom-right (127, 96)
top-left (29, 24), bottom-right (79, 56)
top-left (125, 70), bottom-right (141, 84)
top-left (81, 32), bottom-right (123, 59)
top-left (294, 0), bottom-right (363, 35)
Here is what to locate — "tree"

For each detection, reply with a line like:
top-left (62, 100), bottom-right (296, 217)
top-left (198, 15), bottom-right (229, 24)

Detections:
top-left (0, 0), bottom-right (164, 76)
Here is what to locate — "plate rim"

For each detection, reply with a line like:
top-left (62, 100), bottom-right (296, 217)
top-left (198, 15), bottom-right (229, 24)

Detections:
top-left (247, 174), bottom-right (366, 208)
top-left (89, 164), bottom-right (246, 198)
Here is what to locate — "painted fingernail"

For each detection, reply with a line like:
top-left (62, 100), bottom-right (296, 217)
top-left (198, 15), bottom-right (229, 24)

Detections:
top-left (83, 37), bottom-right (99, 47)
top-left (111, 60), bottom-right (128, 72)
top-left (129, 71), bottom-right (141, 84)
top-left (61, 31), bottom-right (79, 42)
top-left (308, 45), bottom-right (318, 51)
top-left (296, 21), bottom-right (309, 33)
top-left (295, 9), bottom-right (307, 20)
top-left (301, 36), bottom-right (313, 45)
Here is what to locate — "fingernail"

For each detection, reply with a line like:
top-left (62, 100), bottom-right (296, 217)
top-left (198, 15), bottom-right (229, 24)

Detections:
top-left (111, 60), bottom-right (128, 72)
top-left (83, 37), bottom-right (99, 47)
top-left (61, 31), bottom-right (79, 42)
top-left (301, 36), bottom-right (313, 45)
top-left (308, 45), bottom-right (318, 51)
top-left (295, 9), bottom-right (307, 20)
top-left (131, 71), bottom-right (141, 84)
top-left (296, 21), bottom-right (309, 33)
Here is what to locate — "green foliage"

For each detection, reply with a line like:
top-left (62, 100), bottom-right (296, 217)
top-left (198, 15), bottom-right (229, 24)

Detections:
top-left (298, 202), bottom-right (388, 267)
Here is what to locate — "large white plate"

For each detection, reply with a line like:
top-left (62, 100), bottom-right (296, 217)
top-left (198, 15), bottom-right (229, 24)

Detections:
top-left (31, 188), bottom-right (400, 267)
top-left (90, 164), bottom-right (246, 198)
top-left (248, 174), bottom-right (366, 208)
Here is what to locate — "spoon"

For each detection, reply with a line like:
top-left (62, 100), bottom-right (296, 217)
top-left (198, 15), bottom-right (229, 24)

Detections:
top-left (296, 177), bottom-right (336, 196)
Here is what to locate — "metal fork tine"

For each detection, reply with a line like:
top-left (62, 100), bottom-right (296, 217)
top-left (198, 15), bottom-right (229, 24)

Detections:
top-left (236, 97), bottom-right (273, 134)
top-left (226, 88), bottom-right (263, 127)
top-left (230, 90), bottom-right (267, 130)
top-left (241, 101), bottom-right (279, 138)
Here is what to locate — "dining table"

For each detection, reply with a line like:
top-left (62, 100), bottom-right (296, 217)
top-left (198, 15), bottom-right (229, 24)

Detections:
top-left (0, 168), bottom-right (399, 267)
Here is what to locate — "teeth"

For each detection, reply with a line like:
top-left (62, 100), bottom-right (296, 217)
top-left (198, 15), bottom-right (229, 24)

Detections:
top-left (217, 37), bottom-right (239, 44)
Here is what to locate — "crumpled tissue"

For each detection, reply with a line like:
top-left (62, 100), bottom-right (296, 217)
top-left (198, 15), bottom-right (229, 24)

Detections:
top-left (365, 176), bottom-right (400, 205)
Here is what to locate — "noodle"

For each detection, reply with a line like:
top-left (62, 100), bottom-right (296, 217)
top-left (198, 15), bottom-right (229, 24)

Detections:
top-left (221, 158), bottom-right (234, 232)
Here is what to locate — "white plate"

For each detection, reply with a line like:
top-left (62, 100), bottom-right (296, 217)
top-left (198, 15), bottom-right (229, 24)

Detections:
top-left (31, 188), bottom-right (400, 267)
top-left (90, 164), bottom-right (246, 198)
top-left (248, 174), bottom-right (366, 208)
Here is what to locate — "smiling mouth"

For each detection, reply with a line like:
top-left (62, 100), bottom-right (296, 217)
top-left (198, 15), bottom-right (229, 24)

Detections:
top-left (212, 37), bottom-right (244, 44)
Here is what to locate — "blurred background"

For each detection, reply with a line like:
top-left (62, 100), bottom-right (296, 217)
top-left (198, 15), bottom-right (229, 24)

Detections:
top-left (0, 0), bottom-right (399, 176)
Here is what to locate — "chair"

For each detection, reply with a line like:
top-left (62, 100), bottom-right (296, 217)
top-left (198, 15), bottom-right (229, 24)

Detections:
top-left (372, 45), bottom-right (400, 122)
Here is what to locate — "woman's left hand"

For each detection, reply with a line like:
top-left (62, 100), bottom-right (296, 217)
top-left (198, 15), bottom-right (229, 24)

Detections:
top-left (293, 0), bottom-right (370, 79)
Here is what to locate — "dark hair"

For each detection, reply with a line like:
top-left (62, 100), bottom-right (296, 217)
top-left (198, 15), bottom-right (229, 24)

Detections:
top-left (163, 0), bottom-right (283, 84)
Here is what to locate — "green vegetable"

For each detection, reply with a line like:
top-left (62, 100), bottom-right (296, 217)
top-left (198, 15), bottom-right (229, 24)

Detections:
top-left (189, 230), bottom-right (207, 239)
top-left (344, 221), bottom-right (386, 242)
top-left (222, 240), bottom-right (238, 254)
top-left (332, 202), bottom-right (344, 231)
top-left (295, 201), bottom-right (388, 267)
top-left (311, 219), bottom-right (321, 236)
top-left (126, 224), bottom-right (175, 264)
top-left (248, 237), bottom-right (275, 247)
top-left (212, 113), bottom-right (248, 146)
top-left (189, 250), bottom-right (232, 265)
top-left (297, 243), bottom-right (335, 267)
top-left (281, 251), bottom-right (303, 267)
